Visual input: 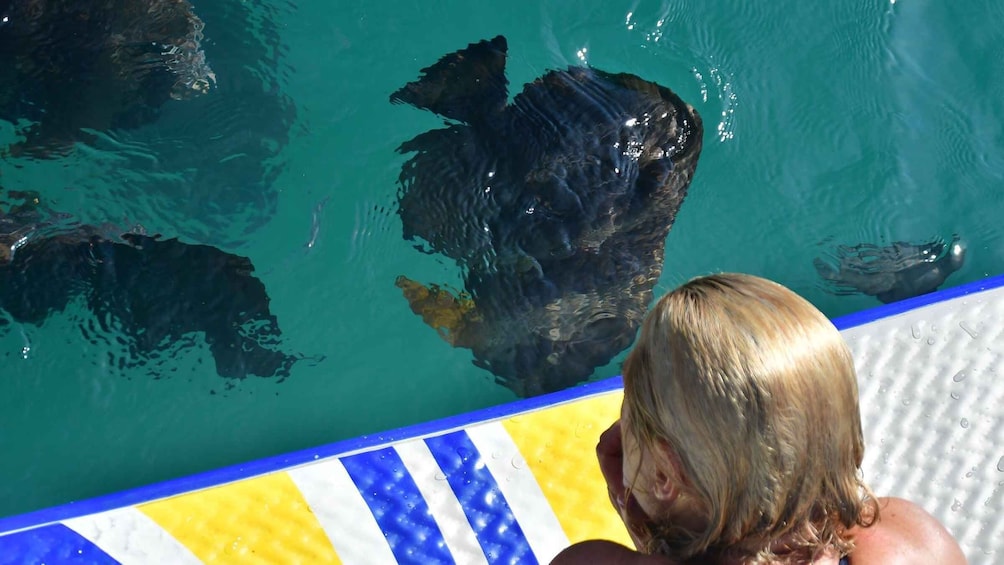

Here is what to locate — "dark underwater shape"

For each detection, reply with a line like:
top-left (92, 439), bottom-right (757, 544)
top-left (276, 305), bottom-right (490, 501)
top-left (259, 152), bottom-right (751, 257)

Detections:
top-left (391, 36), bottom-right (703, 397)
top-left (0, 0), bottom-right (215, 156)
top-left (814, 235), bottom-right (966, 304)
top-left (0, 199), bottom-right (296, 380)
top-left (2, 1), bottom-right (296, 249)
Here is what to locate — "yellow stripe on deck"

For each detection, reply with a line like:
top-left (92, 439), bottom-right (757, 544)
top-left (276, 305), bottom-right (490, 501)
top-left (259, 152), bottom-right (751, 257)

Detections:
top-left (502, 390), bottom-right (633, 547)
top-left (139, 472), bottom-right (341, 564)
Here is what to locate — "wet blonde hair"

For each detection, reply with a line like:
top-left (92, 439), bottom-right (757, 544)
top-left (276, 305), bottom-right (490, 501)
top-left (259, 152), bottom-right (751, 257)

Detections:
top-left (622, 273), bottom-right (878, 562)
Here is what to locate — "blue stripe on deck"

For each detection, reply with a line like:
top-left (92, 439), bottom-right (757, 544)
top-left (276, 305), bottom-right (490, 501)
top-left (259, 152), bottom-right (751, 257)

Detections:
top-left (0, 523), bottom-right (118, 565)
top-left (341, 447), bottom-right (455, 564)
top-left (425, 431), bottom-right (537, 565)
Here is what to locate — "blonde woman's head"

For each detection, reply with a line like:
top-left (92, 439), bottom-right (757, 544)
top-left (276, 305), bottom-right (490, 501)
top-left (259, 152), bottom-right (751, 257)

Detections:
top-left (621, 273), bottom-right (876, 562)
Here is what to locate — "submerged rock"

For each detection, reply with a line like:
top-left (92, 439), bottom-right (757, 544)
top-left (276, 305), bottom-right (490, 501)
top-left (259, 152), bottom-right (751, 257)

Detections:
top-left (0, 0), bottom-right (215, 156)
top-left (391, 36), bottom-right (703, 396)
top-left (814, 236), bottom-right (966, 304)
top-left (0, 192), bottom-right (297, 381)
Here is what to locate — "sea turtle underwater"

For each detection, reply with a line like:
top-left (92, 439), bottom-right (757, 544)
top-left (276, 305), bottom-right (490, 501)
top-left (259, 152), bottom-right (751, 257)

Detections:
top-left (0, 0), bottom-right (215, 156)
top-left (391, 36), bottom-right (703, 397)
top-left (814, 236), bottom-right (966, 304)
top-left (0, 191), bottom-right (296, 380)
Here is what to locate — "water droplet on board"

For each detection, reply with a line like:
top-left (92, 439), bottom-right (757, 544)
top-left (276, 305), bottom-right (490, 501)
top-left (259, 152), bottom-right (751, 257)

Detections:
top-left (927, 337), bottom-right (936, 345)
top-left (960, 418), bottom-right (970, 429)
top-left (951, 499), bottom-right (962, 512)
top-left (997, 456), bottom-right (1004, 472)
top-left (901, 398), bottom-right (911, 406)
top-left (950, 392), bottom-right (961, 400)
top-left (966, 467), bottom-right (976, 478)
top-left (959, 321), bottom-right (979, 339)
top-left (434, 471), bottom-right (447, 481)
top-left (511, 456), bottom-right (525, 470)
top-left (952, 371), bottom-right (967, 383)
top-left (911, 324), bottom-right (921, 339)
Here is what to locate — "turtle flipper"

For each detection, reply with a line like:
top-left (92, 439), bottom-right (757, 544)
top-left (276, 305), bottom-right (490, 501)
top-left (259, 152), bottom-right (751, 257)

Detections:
top-left (395, 275), bottom-right (481, 348)
top-left (389, 36), bottom-right (508, 124)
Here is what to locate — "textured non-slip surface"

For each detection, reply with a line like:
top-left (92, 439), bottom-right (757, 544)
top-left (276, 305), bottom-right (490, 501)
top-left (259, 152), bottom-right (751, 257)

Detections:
top-left (847, 290), bottom-right (1004, 562)
top-left (1, 280), bottom-right (1002, 564)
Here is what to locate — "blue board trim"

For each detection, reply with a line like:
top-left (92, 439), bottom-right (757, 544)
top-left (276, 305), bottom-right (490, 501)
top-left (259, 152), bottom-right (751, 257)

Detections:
top-left (425, 431), bottom-right (536, 565)
top-left (3, 273), bottom-right (1004, 536)
top-left (0, 523), bottom-right (119, 565)
top-left (830, 273), bottom-right (1004, 330)
top-left (341, 448), bottom-right (454, 564)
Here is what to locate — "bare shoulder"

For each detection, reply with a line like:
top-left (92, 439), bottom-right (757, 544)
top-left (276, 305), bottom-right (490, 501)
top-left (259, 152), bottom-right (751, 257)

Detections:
top-left (849, 497), bottom-right (967, 564)
top-left (550, 540), bottom-right (679, 565)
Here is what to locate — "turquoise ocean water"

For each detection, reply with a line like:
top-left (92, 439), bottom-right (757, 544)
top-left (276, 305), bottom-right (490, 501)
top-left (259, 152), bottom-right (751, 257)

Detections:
top-left (2, 0), bottom-right (1003, 517)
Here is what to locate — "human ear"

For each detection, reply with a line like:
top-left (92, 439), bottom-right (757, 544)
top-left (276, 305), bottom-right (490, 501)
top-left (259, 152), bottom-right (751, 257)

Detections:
top-left (650, 440), bottom-right (686, 503)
